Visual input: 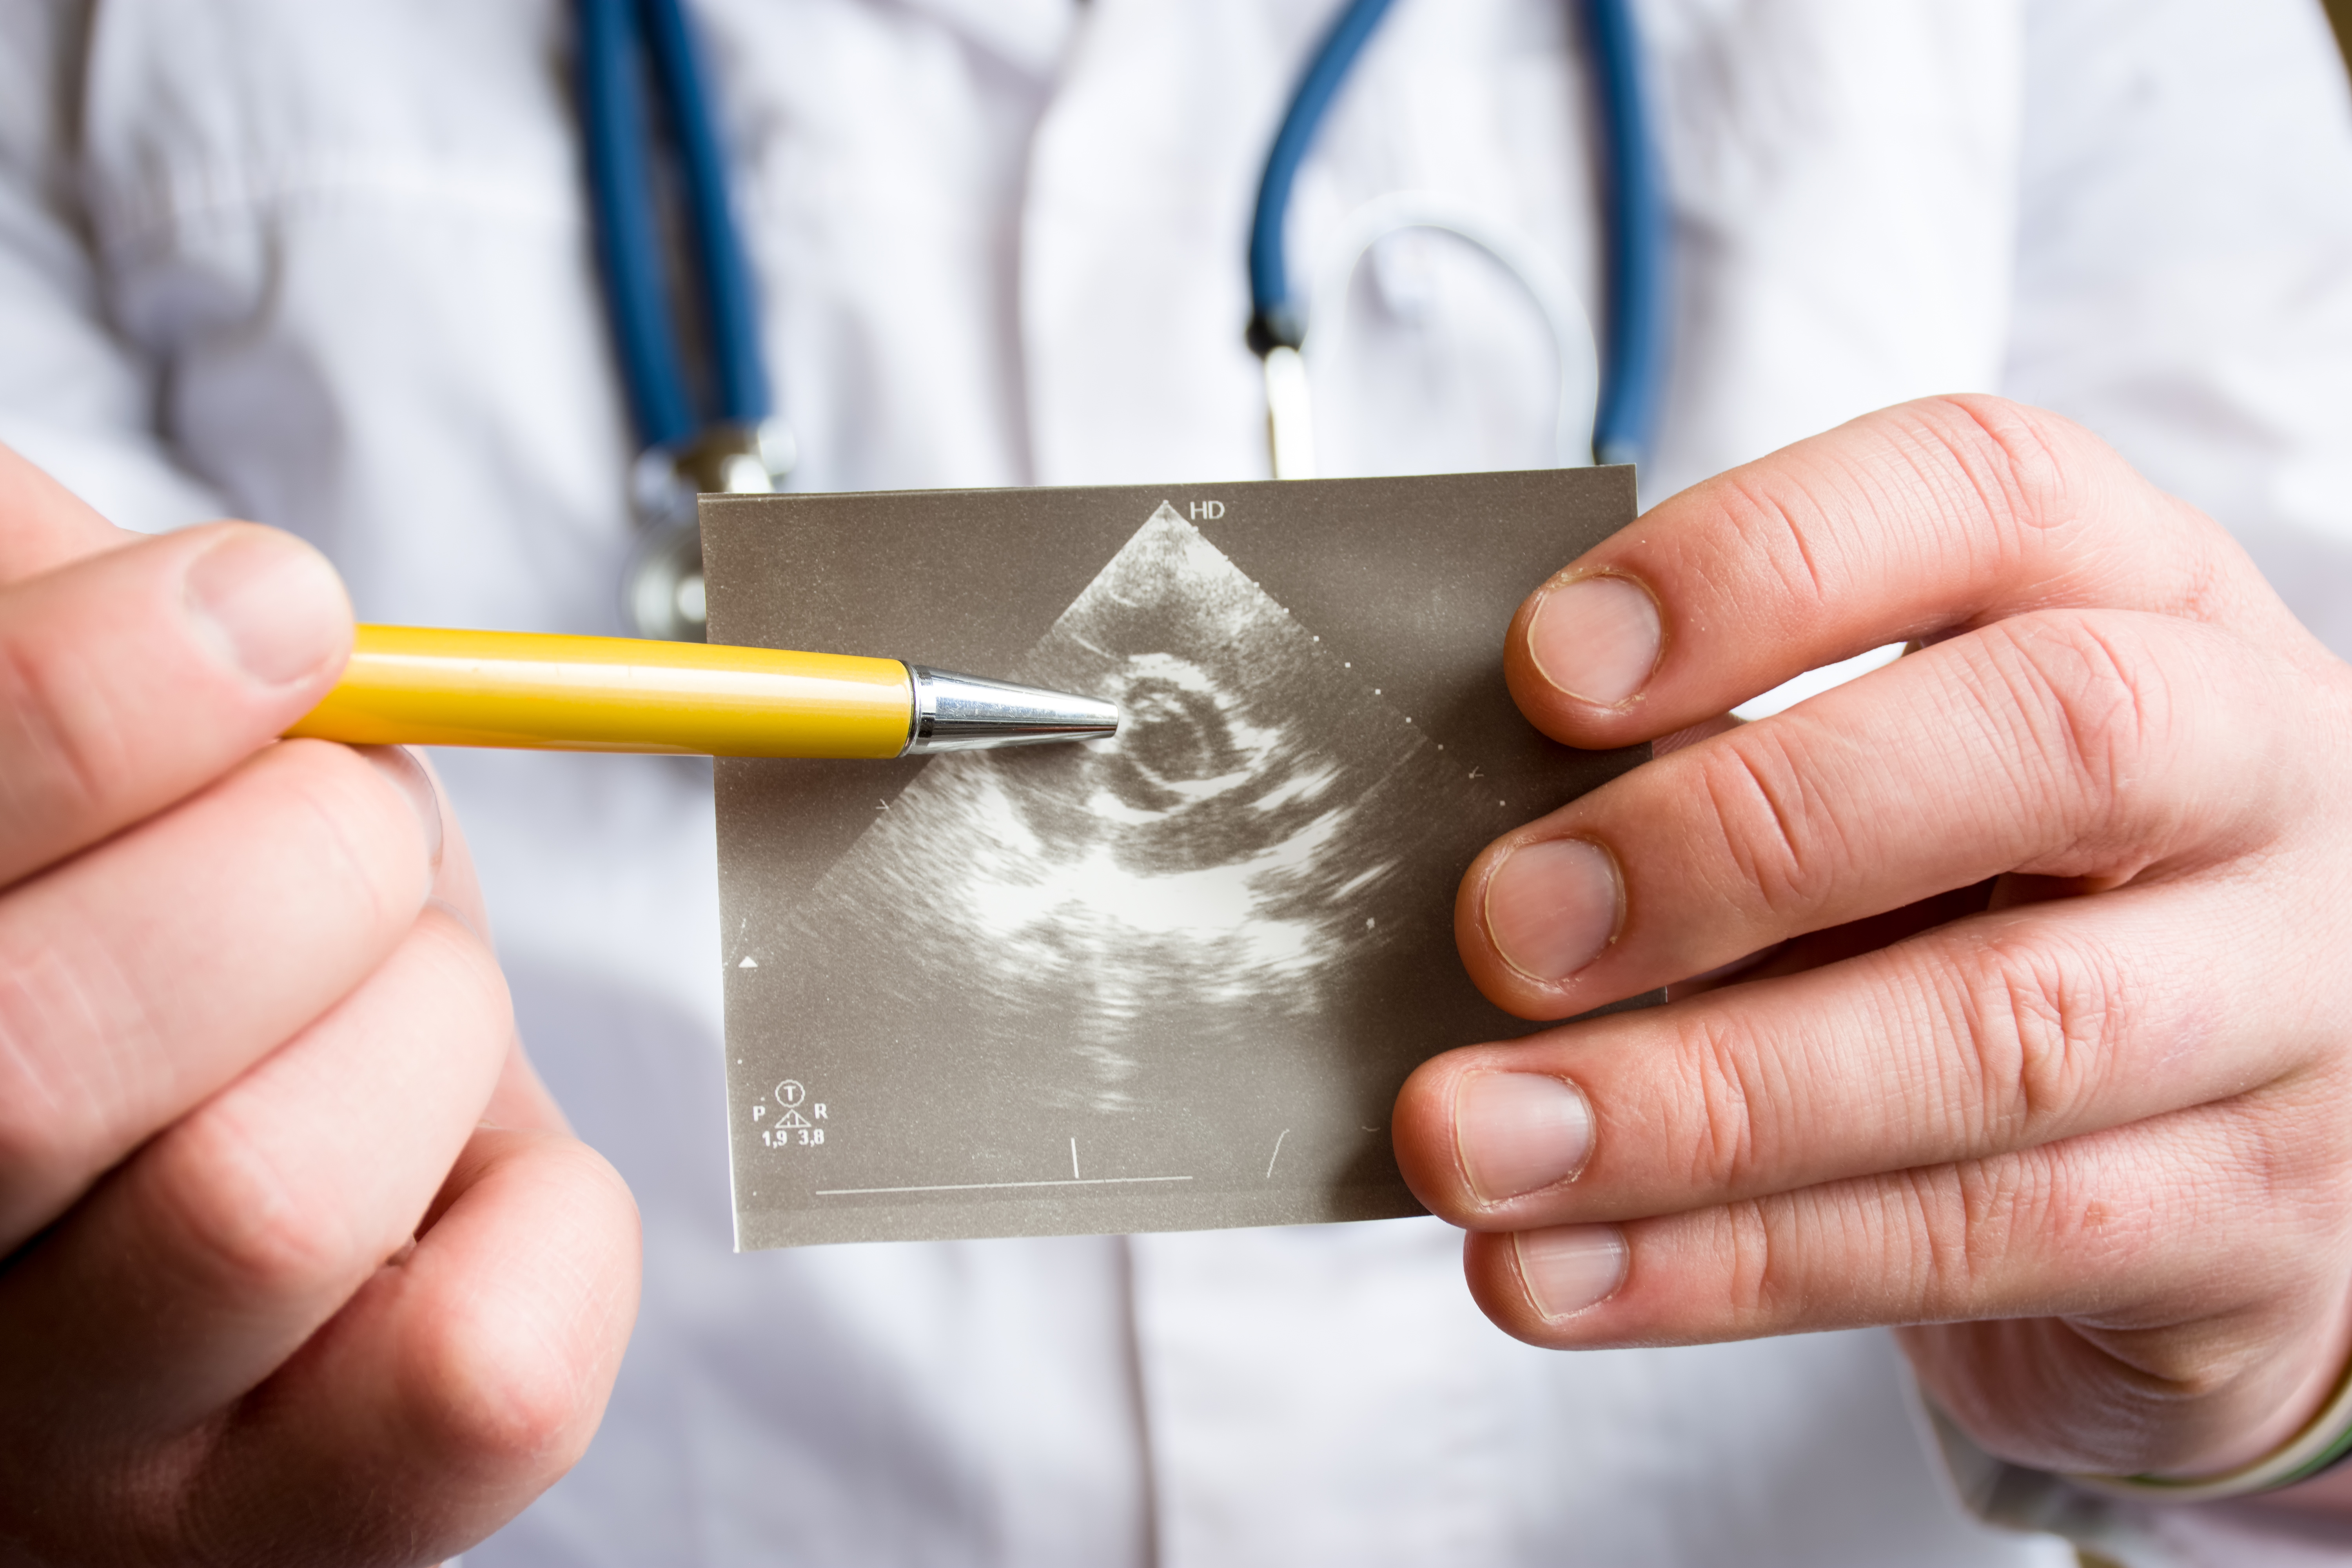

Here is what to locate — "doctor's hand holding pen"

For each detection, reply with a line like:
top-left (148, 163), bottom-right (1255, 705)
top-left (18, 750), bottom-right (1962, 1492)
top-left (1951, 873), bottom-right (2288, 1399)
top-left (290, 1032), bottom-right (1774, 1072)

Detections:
top-left (1397, 396), bottom-right (2352, 1510)
top-left (0, 444), bottom-right (641, 1565)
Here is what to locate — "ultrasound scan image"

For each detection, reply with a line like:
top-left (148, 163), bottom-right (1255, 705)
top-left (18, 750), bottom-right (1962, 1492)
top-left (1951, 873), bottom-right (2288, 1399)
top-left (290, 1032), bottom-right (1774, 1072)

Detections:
top-left (706, 472), bottom-right (1642, 1247)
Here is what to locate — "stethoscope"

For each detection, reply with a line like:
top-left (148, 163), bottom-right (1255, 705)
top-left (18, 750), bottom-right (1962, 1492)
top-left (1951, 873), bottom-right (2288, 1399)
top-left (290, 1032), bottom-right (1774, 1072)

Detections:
top-left (577, 0), bottom-right (1669, 641)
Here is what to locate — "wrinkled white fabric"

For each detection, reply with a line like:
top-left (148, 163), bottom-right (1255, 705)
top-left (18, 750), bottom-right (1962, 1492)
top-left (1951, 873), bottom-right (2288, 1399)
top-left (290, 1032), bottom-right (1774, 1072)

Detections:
top-left (2, 1), bottom-right (2350, 1563)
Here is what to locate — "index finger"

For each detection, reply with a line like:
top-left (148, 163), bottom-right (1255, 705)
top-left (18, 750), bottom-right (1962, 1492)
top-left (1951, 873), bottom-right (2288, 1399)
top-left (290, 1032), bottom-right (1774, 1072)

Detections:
top-left (0, 443), bottom-right (134, 584)
top-left (1510, 396), bottom-right (2290, 748)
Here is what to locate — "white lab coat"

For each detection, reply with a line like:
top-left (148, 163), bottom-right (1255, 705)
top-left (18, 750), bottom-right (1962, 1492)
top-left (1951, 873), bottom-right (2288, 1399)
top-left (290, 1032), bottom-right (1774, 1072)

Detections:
top-left (4, 2), bottom-right (2352, 1564)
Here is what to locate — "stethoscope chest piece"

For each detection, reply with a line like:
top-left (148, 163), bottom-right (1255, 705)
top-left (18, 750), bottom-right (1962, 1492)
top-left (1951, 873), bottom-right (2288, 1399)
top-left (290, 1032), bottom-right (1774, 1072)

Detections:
top-left (622, 419), bottom-right (795, 642)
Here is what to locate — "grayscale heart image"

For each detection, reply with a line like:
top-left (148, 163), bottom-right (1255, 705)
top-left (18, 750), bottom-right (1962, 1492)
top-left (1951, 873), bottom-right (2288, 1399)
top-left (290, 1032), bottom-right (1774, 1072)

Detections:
top-left (704, 471), bottom-right (1644, 1248)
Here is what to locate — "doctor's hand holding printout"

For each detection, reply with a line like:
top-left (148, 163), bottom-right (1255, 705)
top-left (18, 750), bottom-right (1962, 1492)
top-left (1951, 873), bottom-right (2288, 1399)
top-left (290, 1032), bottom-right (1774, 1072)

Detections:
top-left (0, 446), bottom-right (639, 1565)
top-left (1398, 396), bottom-right (2352, 1506)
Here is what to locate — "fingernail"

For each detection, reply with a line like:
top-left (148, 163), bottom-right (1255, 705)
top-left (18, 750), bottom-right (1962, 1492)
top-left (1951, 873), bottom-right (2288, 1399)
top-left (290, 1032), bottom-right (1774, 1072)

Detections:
top-left (1515, 1224), bottom-right (1627, 1320)
top-left (358, 744), bottom-right (444, 868)
top-left (1456, 1072), bottom-right (1593, 1202)
top-left (1484, 838), bottom-right (1622, 982)
top-left (1527, 575), bottom-right (1661, 705)
top-left (184, 527), bottom-right (350, 688)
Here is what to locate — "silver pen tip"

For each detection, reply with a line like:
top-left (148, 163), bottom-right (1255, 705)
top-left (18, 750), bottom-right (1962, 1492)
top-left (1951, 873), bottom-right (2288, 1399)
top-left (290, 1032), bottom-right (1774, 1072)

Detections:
top-left (902, 665), bottom-right (1121, 755)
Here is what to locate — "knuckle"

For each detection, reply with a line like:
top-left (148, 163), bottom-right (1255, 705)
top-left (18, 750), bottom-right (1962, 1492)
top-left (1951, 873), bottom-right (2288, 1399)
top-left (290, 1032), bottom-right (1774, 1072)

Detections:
top-left (1826, 1164), bottom-right (1996, 1321)
top-left (2226, 1093), bottom-right (2352, 1237)
top-left (1691, 728), bottom-right (1844, 919)
top-left (1719, 1188), bottom-right (1891, 1332)
top-left (402, 1230), bottom-right (614, 1477)
top-left (1731, 1168), bottom-right (1991, 1331)
top-left (1958, 614), bottom-right (2178, 845)
top-left (1945, 928), bottom-right (2126, 1147)
top-left (412, 1324), bottom-right (598, 1479)
top-left (1717, 1198), bottom-right (1782, 1325)
top-left (1866, 1171), bottom-right (1957, 1311)
top-left (1872, 1172), bottom-right (1951, 1308)
top-left (2028, 618), bottom-right (2174, 793)
top-left (151, 1102), bottom-right (368, 1301)
top-left (1895, 395), bottom-right (2076, 550)
top-left (0, 935), bottom-right (156, 1232)
top-left (1942, 1159), bottom-right (2038, 1306)
top-left (0, 630), bottom-right (123, 839)
top-left (395, 1138), bottom-right (635, 1483)
top-left (1907, 397), bottom-right (2249, 630)
top-left (1708, 467), bottom-right (1837, 609)
top-left (1673, 1012), bottom-right (1783, 1196)
top-left (1704, 396), bottom-right (2083, 624)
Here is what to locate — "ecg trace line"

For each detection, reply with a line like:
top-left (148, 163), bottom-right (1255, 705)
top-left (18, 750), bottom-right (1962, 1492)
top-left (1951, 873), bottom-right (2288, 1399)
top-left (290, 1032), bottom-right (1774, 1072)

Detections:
top-left (815, 1176), bottom-right (1193, 1197)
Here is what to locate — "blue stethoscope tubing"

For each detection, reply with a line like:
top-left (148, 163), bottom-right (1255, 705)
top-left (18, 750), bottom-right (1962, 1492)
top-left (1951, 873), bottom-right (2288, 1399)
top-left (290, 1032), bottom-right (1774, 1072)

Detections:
top-left (1247, 0), bottom-right (1671, 467)
top-left (576, 0), bottom-right (770, 452)
top-left (579, 0), bottom-right (1668, 471)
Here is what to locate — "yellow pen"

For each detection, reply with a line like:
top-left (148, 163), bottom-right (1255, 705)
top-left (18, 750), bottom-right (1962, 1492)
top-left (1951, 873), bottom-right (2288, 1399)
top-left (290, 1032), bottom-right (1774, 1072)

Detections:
top-left (284, 626), bottom-right (1120, 758)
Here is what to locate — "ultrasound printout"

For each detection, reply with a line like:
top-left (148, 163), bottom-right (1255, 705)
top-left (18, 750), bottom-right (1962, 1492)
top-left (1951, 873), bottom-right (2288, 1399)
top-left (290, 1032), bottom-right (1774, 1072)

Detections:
top-left (703, 471), bottom-right (1646, 1249)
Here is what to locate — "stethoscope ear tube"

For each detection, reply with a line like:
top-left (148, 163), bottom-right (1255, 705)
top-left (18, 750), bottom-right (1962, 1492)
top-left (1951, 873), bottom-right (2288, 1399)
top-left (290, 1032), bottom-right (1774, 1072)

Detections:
top-left (1582, 0), bottom-right (1672, 466)
top-left (577, 0), bottom-right (771, 448)
top-left (578, 0), bottom-right (787, 639)
top-left (1299, 194), bottom-right (1602, 473)
top-left (1245, 0), bottom-right (1670, 474)
top-left (1245, 0), bottom-right (1402, 357)
top-left (580, 0), bottom-right (1673, 637)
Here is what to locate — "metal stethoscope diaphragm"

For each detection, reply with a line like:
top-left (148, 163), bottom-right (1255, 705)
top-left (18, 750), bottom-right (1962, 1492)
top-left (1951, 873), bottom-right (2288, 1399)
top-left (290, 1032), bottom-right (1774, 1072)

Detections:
top-left (621, 420), bottom-right (796, 642)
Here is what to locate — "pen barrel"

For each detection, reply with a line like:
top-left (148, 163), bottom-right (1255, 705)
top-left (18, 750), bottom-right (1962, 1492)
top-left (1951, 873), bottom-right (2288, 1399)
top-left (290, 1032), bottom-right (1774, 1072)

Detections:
top-left (285, 627), bottom-right (913, 758)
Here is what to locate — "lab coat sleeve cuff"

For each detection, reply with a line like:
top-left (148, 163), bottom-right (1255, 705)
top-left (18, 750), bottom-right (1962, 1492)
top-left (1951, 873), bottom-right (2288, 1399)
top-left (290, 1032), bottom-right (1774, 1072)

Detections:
top-left (1915, 1384), bottom-right (2352, 1567)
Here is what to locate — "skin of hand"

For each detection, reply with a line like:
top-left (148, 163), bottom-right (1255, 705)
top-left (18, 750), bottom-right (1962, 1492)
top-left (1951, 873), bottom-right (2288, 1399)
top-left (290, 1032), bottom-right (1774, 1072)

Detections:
top-left (0, 446), bottom-right (641, 1564)
top-left (1392, 396), bottom-right (2352, 1498)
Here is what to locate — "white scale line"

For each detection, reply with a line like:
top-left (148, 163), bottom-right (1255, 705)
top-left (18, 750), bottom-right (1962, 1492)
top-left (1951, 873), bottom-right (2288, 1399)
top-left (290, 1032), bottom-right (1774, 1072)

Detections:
top-left (815, 1176), bottom-right (1193, 1196)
